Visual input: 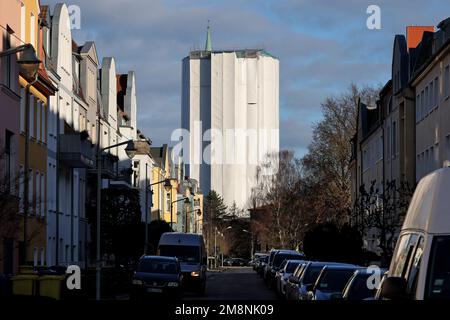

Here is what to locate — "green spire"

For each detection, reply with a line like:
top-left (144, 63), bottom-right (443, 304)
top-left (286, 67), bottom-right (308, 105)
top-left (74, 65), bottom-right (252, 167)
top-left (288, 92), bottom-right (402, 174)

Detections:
top-left (205, 20), bottom-right (212, 52)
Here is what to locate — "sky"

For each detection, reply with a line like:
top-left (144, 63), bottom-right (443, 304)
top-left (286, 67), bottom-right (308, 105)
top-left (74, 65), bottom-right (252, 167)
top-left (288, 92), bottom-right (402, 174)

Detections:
top-left (43, 0), bottom-right (450, 157)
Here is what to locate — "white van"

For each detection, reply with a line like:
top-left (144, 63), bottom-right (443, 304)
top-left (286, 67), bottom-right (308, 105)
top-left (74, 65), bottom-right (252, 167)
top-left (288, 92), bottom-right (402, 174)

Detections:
top-left (157, 232), bottom-right (207, 294)
top-left (379, 168), bottom-right (450, 299)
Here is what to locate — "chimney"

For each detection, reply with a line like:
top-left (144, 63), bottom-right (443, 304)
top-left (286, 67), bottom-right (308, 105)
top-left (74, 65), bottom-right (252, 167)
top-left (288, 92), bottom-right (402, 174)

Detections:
top-left (406, 26), bottom-right (435, 50)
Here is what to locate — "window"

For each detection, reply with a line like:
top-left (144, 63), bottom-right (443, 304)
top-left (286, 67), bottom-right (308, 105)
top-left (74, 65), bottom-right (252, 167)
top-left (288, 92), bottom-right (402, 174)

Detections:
top-left (19, 166), bottom-right (24, 213)
top-left (4, 130), bottom-right (13, 193)
top-left (36, 100), bottom-right (41, 142)
top-left (30, 13), bottom-right (35, 46)
top-left (421, 90), bottom-right (425, 119)
top-left (166, 193), bottom-right (171, 212)
top-left (28, 169), bottom-right (33, 214)
top-left (386, 126), bottom-right (391, 159)
top-left (36, 171), bottom-right (40, 217)
top-left (425, 86), bottom-right (429, 115)
top-left (132, 161), bottom-right (140, 188)
top-left (445, 66), bottom-right (450, 98)
top-left (3, 26), bottom-right (14, 89)
top-left (392, 234), bottom-right (419, 278)
top-left (33, 247), bottom-right (38, 266)
top-left (416, 94), bottom-right (420, 122)
top-left (20, 88), bottom-right (25, 132)
top-left (430, 82), bottom-right (434, 110)
top-left (392, 121), bottom-right (397, 158)
top-left (406, 237), bottom-right (424, 295)
top-left (434, 77), bottom-right (439, 106)
top-left (426, 236), bottom-right (450, 299)
top-left (20, 3), bottom-right (25, 42)
top-left (40, 248), bottom-right (45, 266)
top-left (29, 95), bottom-right (34, 139)
top-left (41, 173), bottom-right (45, 217)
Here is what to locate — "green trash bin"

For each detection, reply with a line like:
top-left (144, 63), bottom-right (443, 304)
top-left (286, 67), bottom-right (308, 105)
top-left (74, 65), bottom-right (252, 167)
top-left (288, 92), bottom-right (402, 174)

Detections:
top-left (38, 275), bottom-right (65, 300)
top-left (11, 274), bottom-right (39, 296)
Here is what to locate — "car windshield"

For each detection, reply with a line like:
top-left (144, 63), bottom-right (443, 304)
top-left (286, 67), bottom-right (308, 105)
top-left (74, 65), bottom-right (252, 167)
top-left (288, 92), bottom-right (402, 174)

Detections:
top-left (159, 245), bottom-right (199, 264)
top-left (286, 262), bottom-right (301, 273)
top-left (317, 269), bottom-right (355, 292)
top-left (279, 260), bottom-right (288, 270)
top-left (302, 266), bottom-right (323, 285)
top-left (274, 254), bottom-right (302, 267)
top-left (426, 236), bottom-right (450, 299)
top-left (137, 259), bottom-right (178, 274)
top-left (346, 274), bottom-right (375, 299)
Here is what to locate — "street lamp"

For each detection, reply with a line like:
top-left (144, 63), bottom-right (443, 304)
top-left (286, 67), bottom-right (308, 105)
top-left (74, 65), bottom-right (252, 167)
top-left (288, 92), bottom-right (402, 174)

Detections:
top-left (16, 44), bottom-right (41, 79)
top-left (171, 197), bottom-right (190, 230)
top-left (1, 44), bottom-right (41, 265)
top-left (96, 139), bottom-right (136, 301)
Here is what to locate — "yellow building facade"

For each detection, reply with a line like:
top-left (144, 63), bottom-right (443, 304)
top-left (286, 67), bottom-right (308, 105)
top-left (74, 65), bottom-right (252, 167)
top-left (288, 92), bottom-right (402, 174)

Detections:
top-left (18, 0), bottom-right (56, 266)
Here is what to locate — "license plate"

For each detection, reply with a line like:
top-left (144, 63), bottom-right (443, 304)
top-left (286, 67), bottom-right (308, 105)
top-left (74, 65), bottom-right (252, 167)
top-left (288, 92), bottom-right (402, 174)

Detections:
top-left (147, 288), bottom-right (162, 293)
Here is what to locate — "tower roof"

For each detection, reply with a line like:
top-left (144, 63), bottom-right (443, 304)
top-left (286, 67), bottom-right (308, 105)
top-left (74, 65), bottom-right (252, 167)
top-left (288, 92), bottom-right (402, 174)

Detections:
top-left (205, 20), bottom-right (212, 52)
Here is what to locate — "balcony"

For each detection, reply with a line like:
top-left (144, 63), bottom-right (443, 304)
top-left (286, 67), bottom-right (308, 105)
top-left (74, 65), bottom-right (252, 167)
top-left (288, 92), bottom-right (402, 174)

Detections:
top-left (87, 152), bottom-right (118, 179)
top-left (59, 134), bottom-right (94, 168)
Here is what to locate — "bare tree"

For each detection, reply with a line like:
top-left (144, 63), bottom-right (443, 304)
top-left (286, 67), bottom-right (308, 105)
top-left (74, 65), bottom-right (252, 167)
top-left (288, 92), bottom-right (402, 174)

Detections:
top-left (252, 150), bottom-right (313, 250)
top-left (302, 84), bottom-right (380, 225)
top-left (352, 179), bottom-right (415, 264)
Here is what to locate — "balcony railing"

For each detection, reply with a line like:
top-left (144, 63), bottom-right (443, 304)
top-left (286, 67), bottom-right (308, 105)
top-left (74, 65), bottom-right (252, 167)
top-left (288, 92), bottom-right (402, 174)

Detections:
top-left (59, 134), bottom-right (94, 168)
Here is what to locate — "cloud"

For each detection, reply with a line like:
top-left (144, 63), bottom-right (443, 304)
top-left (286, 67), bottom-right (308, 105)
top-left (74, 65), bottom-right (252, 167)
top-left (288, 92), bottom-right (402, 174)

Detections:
top-left (43, 0), bottom-right (450, 154)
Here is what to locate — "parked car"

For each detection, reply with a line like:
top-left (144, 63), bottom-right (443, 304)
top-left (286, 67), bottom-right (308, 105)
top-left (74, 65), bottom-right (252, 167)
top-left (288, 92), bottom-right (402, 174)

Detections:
top-left (378, 168), bottom-right (450, 300)
top-left (285, 262), bottom-right (307, 300)
top-left (266, 250), bottom-right (305, 289)
top-left (288, 261), bottom-right (345, 300)
top-left (339, 268), bottom-right (387, 300)
top-left (158, 232), bottom-right (207, 294)
top-left (276, 259), bottom-right (304, 297)
top-left (252, 253), bottom-right (267, 271)
top-left (306, 264), bottom-right (360, 300)
top-left (223, 258), bottom-right (247, 266)
top-left (256, 255), bottom-right (269, 277)
top-left (131, 256), bottom-right (182, 299)
top-left (263, 249), bottom-right (280, 283)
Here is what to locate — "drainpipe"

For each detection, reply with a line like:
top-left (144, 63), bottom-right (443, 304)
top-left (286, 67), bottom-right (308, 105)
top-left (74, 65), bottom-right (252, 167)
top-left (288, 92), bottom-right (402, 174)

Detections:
top-left (70, 168), bottom-right (74, 263)
top-left (55, 92), bottom-right (60, 265)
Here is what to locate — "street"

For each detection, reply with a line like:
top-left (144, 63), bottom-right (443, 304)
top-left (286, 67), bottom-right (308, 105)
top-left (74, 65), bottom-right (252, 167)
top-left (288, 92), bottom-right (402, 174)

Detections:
top-left (183, 267), bottom-right (277, 300)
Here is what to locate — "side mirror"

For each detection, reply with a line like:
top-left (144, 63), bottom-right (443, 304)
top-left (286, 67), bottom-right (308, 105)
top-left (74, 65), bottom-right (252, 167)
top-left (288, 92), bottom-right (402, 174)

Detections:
top-left (306, 283), bottom-right (314, 292)
top-left (379, 277), bottom-right (409, 300)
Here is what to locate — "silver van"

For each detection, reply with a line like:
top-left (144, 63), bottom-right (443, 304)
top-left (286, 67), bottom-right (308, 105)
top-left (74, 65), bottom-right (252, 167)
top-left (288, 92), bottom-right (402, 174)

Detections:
top-left (378, 168), bottom-right (450, 299)
top-left (158, 232), bottom-right (207, 294)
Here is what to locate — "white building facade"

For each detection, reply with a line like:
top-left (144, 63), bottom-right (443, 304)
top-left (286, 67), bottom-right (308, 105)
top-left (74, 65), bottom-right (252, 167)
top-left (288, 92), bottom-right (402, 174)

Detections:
top-left (181, 48), bottom-right (279, 209)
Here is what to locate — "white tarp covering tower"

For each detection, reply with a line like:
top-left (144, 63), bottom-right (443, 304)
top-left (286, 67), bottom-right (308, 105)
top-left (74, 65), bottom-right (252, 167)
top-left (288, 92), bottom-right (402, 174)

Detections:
top-left (181, 28), bottom-right (279, 209)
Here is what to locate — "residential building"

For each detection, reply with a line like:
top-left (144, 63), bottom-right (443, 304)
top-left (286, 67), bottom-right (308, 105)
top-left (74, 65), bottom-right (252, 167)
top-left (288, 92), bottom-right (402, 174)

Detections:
top-left (0, 0), bottom-right (21, 275)
top-left (18, 0), bottom-right (57, 267)
top-left (150, 144), bottom-right (178, 227)
top-left (412, 18), bottom-right (450, 181)
top-left (181, 27), bottom-right (280, 209)
top-left (350, 26), bottom-right (432, 254)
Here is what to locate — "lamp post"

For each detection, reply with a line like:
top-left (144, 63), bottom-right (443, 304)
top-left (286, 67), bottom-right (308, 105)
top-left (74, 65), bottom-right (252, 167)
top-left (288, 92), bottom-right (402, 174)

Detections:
top-left (242, 229), bottom-right (253, 260)
top-left (1, 44), bottom-right (41, 264)
top-left (171, 197), bottom-right (190, 230)
top-left (96, 139), bottom-right (137, 301)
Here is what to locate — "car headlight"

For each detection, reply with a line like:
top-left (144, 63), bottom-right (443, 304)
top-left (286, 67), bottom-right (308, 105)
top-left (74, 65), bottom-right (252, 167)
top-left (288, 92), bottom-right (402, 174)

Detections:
top-left (167, 282), bottom-right (179, 287)
top-left (191, 271), bottom-right (200, 277)
top-left (132, 279), bottom-right (143, 285)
